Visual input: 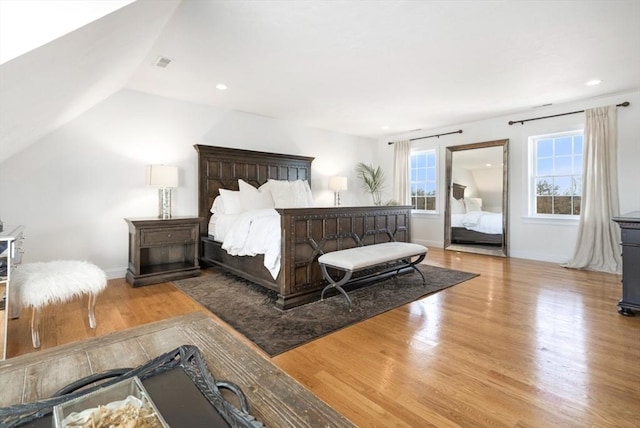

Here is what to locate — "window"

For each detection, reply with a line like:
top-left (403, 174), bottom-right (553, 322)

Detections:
top-left (410, 149), bottom-right (437, 211)
top-left (530, 131), bottom-right (583, 216)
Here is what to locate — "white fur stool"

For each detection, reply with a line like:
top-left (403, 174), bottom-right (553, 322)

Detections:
top-left (12, 260), bottom-right (107, 348)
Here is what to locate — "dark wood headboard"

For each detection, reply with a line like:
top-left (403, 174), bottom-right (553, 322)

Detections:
top-left (194, 145), bottom-right (315, 233)
top-left (452, 183), bottom-right (466, 200)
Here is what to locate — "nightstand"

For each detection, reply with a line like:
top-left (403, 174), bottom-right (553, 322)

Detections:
top-left (125, 217), bottom-right (202, 287)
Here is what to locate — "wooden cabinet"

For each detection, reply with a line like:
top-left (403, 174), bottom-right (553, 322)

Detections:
top-left (1, 225), bottom-right (25, 360)
top-left (613, 211), bottom-right (640, 316)
top-left (125, 217), bottom-right (201, 287)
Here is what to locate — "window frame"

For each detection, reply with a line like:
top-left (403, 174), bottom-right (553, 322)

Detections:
top-left (528, 129), bottom-right (583, 219)
top-left (409, 148), bottom-right (438, 213)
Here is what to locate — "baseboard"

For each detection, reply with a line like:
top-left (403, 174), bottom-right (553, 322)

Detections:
top-left (412, 238), bottom-right (443, 248)
top-left (103, 267), bottom-right (127, 280)
top-left (508, 250), bottom-right (569, 264)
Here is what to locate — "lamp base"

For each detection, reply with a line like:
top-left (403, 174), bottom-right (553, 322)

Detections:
top-left (159, 188), bottom-right (172, 219)
top-left (334, 191), bottom-right (342, 207)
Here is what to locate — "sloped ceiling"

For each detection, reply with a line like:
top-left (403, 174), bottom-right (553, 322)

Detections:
top-left (0, 0), bottom-right (180, 162)
top-left (1, 0), bottom-right (639, 163)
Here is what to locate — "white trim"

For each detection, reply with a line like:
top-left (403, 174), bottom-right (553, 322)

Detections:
top-left (411, 238), bottom-right (443, 249)
top-left (510, 249), bottom-right (570, 264)
top-left (411, 209), bottom-right (440, 217)
top-left (104, 267), bottom-right (127, 279)
top-left (521, 216), bottom-right (580, 226)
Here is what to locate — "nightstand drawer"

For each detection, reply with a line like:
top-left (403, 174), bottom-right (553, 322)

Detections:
top-left (141, 227), bottom-right (197, 246)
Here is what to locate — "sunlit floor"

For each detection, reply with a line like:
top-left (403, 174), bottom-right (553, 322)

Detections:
top-left (5, 248), bottom-right (640, 427)
top-left (274, 249), bottom-right (640, 427)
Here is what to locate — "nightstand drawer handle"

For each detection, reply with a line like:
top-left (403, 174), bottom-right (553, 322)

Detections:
top-left (167, 233), bottom-right (172, 238)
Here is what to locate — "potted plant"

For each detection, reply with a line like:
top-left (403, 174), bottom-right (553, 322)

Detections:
top-left (356, 162), bottom-right (386, 206)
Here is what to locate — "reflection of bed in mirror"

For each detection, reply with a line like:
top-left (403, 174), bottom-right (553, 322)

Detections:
top-left (450, 183), bottom-right (502, 246)
top-left (444, 139), bottom-right (508, 257)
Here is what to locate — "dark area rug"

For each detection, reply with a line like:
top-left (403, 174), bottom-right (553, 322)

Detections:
top-left (172, 265), bottom-right (478, 356)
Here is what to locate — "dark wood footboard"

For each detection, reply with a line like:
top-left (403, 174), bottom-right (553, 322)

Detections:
top-left (277, 205), bottom-right (411, 308)
top-left (200, 205), bottom-right (412, 309)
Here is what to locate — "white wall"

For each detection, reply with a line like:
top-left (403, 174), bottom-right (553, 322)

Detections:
top-left (0, 89), bottom-right (377, 277)
top-left (379, 90), bottom-right (640, 263)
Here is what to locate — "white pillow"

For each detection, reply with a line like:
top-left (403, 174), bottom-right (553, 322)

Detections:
top-left (210, 195), bottom-right (225, 214)
top-left (298, 180), bottom-right (314, 207)
top-left (259, 180), bottom-right (289, 207)
top-left (464, 197), bottom-right (482, 212)
top-left (238, 179), bottom-right (275, 211)
top-left (219, 189), bottom-right (242, 214)
top-left (260, 179), bottom-right (313, 208)
top-left (450, 197), bottom-right (466, 214)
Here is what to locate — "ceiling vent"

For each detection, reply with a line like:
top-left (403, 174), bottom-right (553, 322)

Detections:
top-left (154, 56), bottom-right (172, 68)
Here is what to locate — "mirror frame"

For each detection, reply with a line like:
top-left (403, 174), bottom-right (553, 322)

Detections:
top-left (444, 139), bottom-right (509, 257)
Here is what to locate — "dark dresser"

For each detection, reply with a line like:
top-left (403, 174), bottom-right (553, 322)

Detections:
top-left (612, 211), bottom-right (640, 316)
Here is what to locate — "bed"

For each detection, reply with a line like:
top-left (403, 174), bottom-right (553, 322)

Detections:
top-left (195, 145), bottom-right (413, 309)
top-left (450, 183), bottom-right (503, 246)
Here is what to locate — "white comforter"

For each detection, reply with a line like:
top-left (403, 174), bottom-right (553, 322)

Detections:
top-left (451, 211), bottom-right (502, 235)
top-left (221, 209), bottom-right (281, 279)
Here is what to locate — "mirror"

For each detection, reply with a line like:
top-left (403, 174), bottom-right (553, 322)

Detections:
top-left (444, 139), bottom-right (508, 257)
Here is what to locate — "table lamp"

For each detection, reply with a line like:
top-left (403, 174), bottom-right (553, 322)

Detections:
top-left (145, 165), bottom-right (178, 219)
top-left (329, 176), bottom-right (347, 206)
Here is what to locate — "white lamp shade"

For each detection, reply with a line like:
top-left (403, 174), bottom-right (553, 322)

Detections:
top-left (329, 176), bottom-right (348, 191)
top-left (145, 165), bottom-right (178, 188)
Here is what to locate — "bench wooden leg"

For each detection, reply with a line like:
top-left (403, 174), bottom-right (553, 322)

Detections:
top-left (319, 264), bottom-right (354, 309)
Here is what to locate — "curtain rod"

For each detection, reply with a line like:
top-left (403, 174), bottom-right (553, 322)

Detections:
top-left (388, 129), bottom-right (463, 145)
top-left (508, 101), bottom-right (630, 126)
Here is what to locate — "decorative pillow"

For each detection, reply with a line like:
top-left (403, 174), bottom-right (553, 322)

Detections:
top-left (218, 189), bottom-right (242, 214)
top-left (210, 195), bottom-right (225, 214)
top-left (464, 197), bottom-right (483, 212)
top-left (238, 179), bottom-right (275, 211)
top-left (450, 197), bottom-right (466, 214)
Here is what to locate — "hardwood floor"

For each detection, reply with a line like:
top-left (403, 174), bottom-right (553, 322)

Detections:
top-left (5, 249), bottom-right (640, 427)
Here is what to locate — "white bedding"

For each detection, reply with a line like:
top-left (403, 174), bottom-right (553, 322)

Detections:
top-left (207, 178), bottom-right (317, 280)
top-left (451, 211), bottom-right (502, 235)
top-left (216, 209), bottom-right (281, 279)
top-left (208, 214), bottom-right (241, 243)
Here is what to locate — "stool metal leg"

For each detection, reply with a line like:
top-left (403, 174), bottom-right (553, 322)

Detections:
top-left (31, 307), bottom-right (41, 348)
top-left (409, 253), bottom-right (427, 286)
top-left (88, 293), bottom-right (98, 329)
top-left (320, 264), bottom-right (354, 309)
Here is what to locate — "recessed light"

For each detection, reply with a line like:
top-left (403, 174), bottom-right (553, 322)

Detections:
top-left (381, 125), bottom-right (389, 130)
top-left (485, 163), bottom-right (492, 167)
top-left (586, 79), bottom-right (602, 86)
top-left (216, 84), bottom-right (228, 90)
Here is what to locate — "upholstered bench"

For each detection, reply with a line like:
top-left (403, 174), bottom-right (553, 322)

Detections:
top-left (318, 242), bottom-right (428, 309)
top-left (12, 260), bottom-right (107, 348)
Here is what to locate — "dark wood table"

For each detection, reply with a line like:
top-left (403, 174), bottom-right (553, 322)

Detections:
top-left (613, 211), bottom-right (640, 316)
top-left (0, 312), bottom-right (355, 427)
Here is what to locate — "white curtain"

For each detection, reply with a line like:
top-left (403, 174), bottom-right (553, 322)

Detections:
top-left (564, 105), bottom-right (622, 274)
top-left (393, 140), bottom-right (411, 205)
